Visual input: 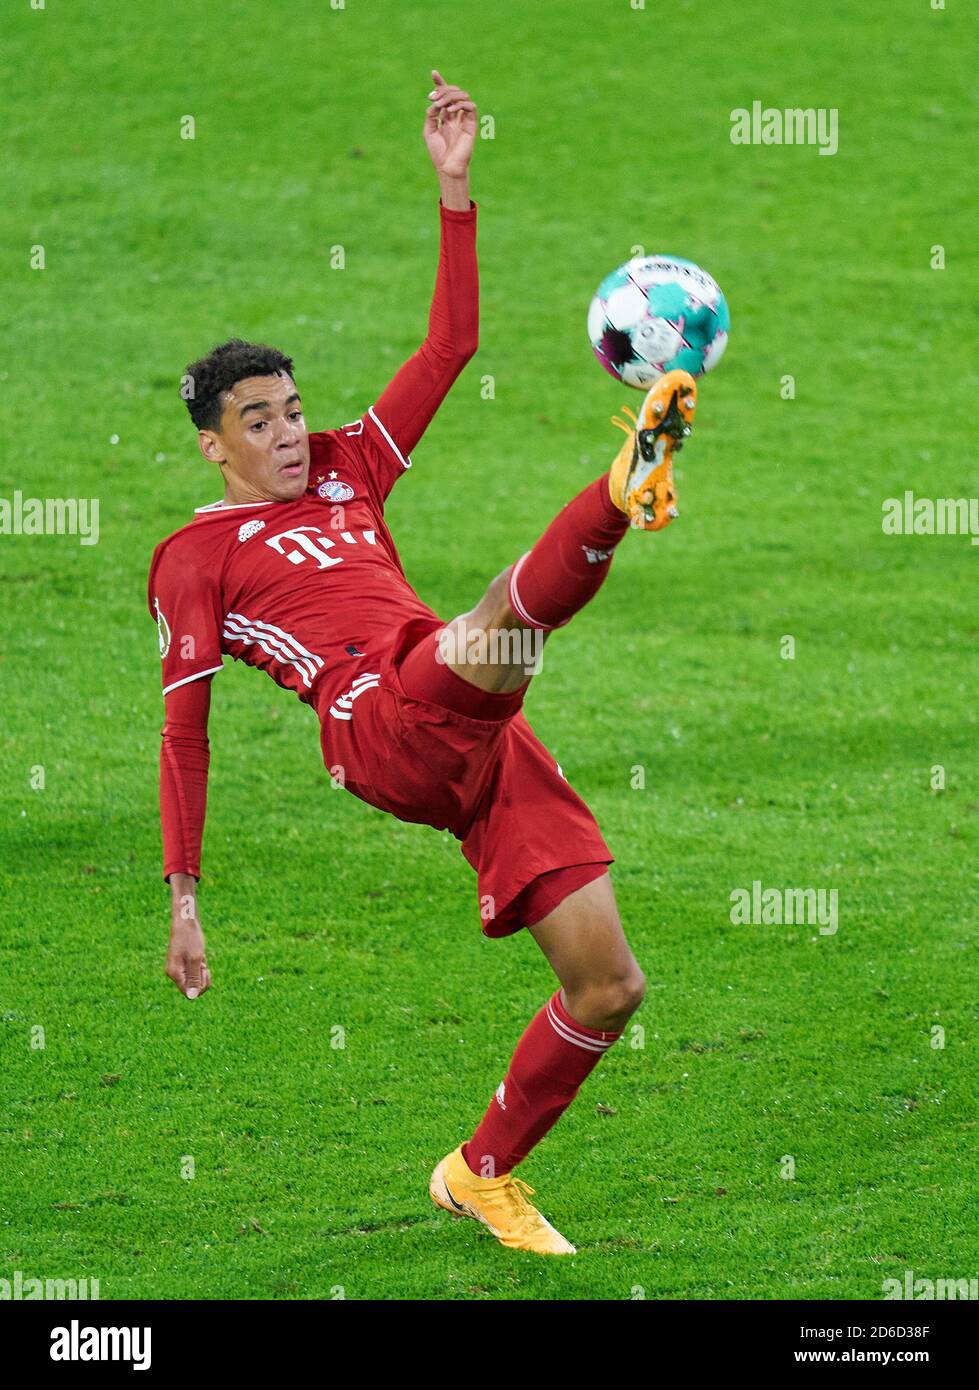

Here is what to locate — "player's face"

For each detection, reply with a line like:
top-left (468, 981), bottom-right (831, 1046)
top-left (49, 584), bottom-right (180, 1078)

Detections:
top-left (202, 373), bottom-right (310, 503)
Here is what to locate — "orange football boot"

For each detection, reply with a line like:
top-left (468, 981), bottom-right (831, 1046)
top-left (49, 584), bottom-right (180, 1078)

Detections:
top-left (608, 368), bottom-right (697, 531)
top-left (429, 1145), bottom-right (576, 1255)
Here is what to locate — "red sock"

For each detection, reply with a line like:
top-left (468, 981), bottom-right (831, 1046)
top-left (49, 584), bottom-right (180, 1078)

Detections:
top-left (463, 990), bottom-right (621, 1178)
top-left (507, 474), bottom-right (629, 631)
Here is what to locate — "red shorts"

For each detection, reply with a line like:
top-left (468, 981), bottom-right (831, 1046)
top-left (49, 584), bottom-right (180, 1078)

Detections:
top-left (315, 617), bottom-right (612, 936)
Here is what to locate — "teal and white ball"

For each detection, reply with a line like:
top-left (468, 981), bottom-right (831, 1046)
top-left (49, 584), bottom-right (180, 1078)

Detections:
top-left (588, 255), bottom-right (730, 389)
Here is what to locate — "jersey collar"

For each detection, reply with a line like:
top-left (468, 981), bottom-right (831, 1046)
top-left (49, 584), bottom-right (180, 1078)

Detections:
top-left (193, 499), bottom-right (278, 514)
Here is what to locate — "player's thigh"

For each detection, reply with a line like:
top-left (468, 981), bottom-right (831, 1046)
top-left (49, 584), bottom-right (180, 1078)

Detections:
top-left (441, 566), bottom-right (547, 693)
top-left (528, 873), bottom-right (645, 1006)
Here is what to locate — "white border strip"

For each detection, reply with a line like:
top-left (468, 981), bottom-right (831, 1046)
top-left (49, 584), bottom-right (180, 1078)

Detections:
top-left (546, 999), bottom-right (614, 1053)
top-left (507, 552), bottom-right (550, 630)
top-left (194, 500), bottom-right (276, 514)
top-left (368, 406), bottom-right (412, 471)
top-left (162, 664), bottom-right (223, 696)
top-left (542, 1000), bottom-right (611, 1050)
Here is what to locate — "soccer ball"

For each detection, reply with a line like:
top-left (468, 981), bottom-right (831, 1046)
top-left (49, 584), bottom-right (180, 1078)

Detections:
top-left (588, 254), bottom-right (730, 389)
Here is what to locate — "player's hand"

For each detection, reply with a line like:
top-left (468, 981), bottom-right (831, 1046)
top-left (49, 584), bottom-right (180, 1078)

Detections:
top-left (423, 69), bottom-right (476, 180)
top-left (166, 887), bottom-right (212, 1000)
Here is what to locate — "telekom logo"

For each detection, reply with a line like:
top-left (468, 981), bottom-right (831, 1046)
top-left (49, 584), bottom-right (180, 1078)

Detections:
top-left (264, 525), bottom-right (376, 569)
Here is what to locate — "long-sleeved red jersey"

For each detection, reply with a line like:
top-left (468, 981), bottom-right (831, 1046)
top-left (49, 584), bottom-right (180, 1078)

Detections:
top-left (150, 201), bottom-right (478, 880)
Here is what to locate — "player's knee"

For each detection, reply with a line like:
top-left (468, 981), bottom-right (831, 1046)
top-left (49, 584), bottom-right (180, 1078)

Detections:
top-left (604, 967), bottom-right (646, 1021)
top-left (476, 566), bottom-right (517, 628)
top-left (571, 965), bottom-right (645, 1030)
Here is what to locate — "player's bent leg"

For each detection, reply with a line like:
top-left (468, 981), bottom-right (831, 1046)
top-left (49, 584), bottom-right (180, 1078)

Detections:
top-left (526, 873), bottom-right (646, 1030)
top-left (506, 476), bottom-right (630, 635)
top-left (416, 374), bottom-right (701, 705)
top-left (429, 873), bottom-right (643, 1255)
top-left (419, 467), bottom-right (631, 700)
top-left (505, 368), bottom-right (699, 630)
top-left (436, 565), bottom-right (540, 694)
top-left (395, 573), bottom-right (534, 717)
top-left (431, 377), bottom-right (700, 695)
top-left (465, 874), bottom-right (644, 1170)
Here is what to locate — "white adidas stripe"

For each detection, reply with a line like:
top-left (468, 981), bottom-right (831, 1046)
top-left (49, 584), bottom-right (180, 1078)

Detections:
top-left (223, 612), bottom-right (325, 689)
top-left (545, 999), bottom-right (615, 1053)
top-left (223, 624), bottom-right (317, 688)
top-left (507, 552), bottom-right (549, 630)
top-left (223, 618), bottom-right (319, 687)
top-left (329, 674), bottom-right (380, 720)
top-left (226, 612), bottom-right (323, 668)
top-left (335, 673), bottom-right (381, 706)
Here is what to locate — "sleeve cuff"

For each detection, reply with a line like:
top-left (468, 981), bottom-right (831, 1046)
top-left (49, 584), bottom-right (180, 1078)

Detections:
top-left (439, 199), bottom-right (477, 220)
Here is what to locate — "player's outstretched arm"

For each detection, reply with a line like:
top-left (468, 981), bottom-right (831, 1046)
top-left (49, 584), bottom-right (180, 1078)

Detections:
top-left (160, 676), bottom-right (214, 1000)
top-left (369, 70), bottom-right (479, 462)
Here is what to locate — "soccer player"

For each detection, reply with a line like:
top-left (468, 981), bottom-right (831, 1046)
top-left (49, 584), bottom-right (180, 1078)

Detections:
top-left (151, 71), bottom-right (698, 1255)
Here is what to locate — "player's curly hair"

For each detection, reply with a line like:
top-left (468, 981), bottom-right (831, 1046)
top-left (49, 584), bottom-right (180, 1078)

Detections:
top-left (181, 339), bottom-right (295, 431)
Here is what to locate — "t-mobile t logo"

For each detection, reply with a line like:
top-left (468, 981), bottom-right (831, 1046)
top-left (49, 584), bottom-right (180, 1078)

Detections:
top-left (265, 525), bottom-right (376, 569)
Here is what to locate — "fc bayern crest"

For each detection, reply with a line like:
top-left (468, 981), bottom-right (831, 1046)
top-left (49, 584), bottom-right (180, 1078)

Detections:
top-left (317, 479), bottom-right (355, 502)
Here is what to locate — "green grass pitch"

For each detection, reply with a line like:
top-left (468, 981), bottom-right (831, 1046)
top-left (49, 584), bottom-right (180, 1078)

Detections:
top-left (1, 0), bottom-right (977, 1300)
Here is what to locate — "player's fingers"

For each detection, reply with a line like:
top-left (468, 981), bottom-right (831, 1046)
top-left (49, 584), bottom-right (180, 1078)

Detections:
top-left (430, 86), bottom-right (468, 108)
top-left (200, 966), bottom-right (213, 995)
top-left (434, 93), bottom-right (470, 111)
top-left (444, 101), bottom-right (476, 115)
top-left (184, 952), bottom-right (204, 1000)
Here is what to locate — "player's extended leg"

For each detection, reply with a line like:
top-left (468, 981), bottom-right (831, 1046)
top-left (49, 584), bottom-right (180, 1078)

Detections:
top-left (401, 369), bottom-right (698, 702)
top-left (425, 372), bottom-right (695, 1252)
top-left (429, 872), bottom-right (644, 1255)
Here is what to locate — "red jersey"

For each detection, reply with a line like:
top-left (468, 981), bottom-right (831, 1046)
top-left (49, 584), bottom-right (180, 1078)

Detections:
top-left (148, 412), bottom-right (441, 715)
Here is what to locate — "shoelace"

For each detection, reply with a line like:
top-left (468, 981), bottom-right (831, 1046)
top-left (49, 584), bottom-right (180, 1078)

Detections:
top-left (610, 403), bottom-right (639, 438)
top-left (493, 1175), bottom-right (549, 1237)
